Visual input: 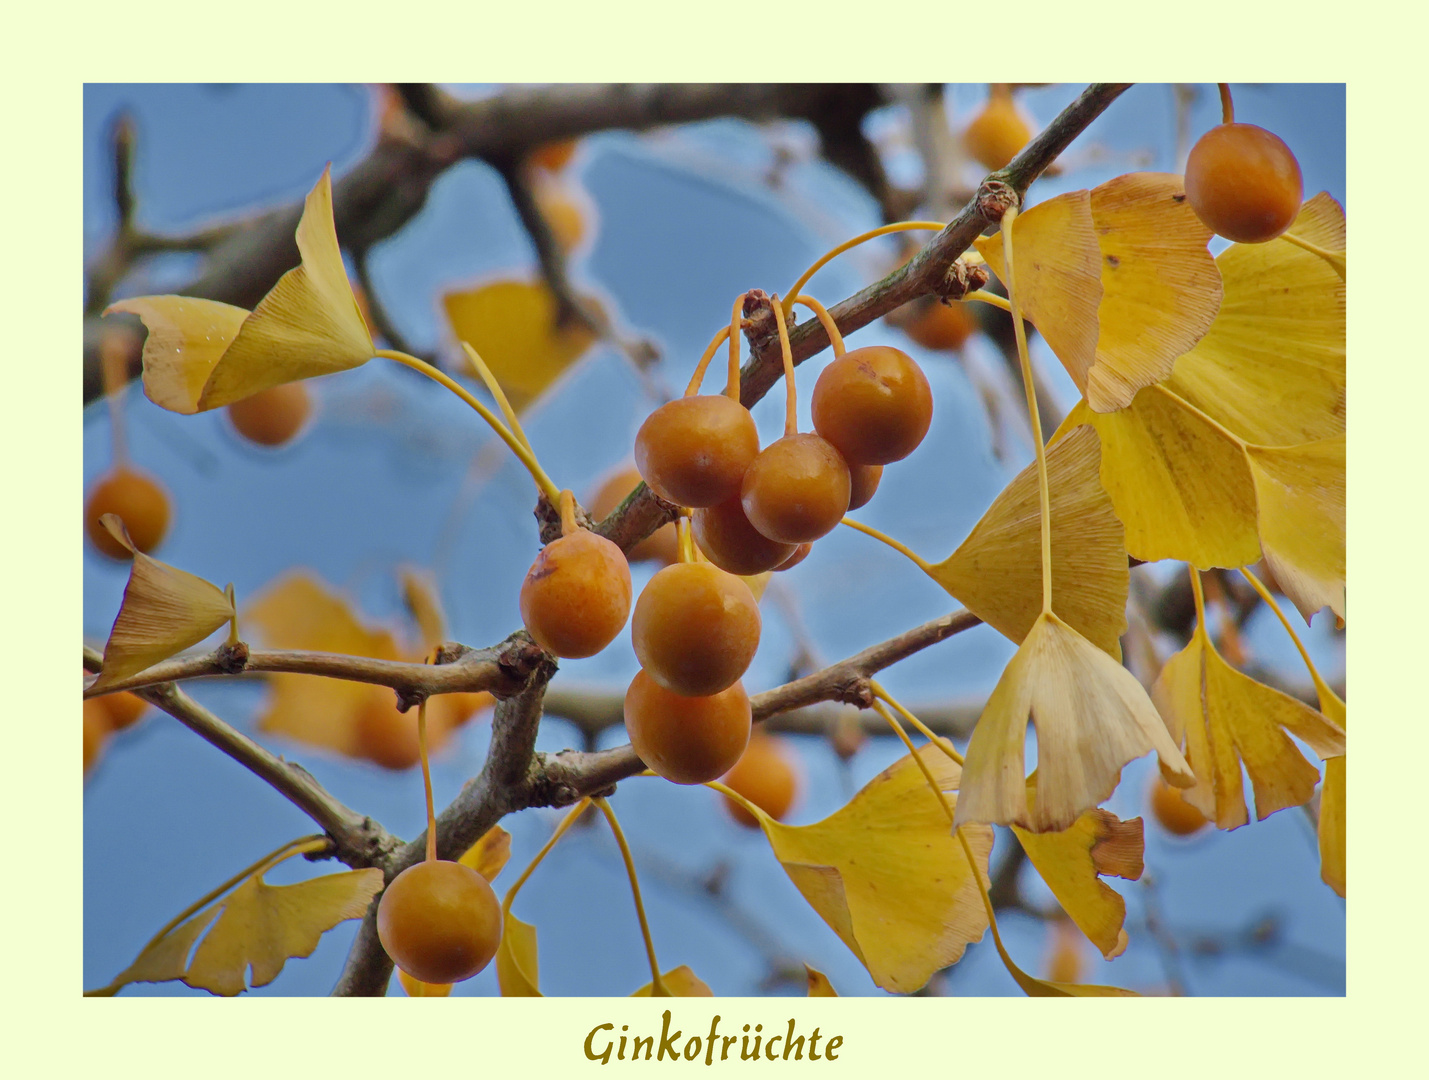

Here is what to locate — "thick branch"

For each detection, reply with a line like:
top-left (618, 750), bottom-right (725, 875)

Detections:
top-left (83, 645), bottom-right (394, 868)
top-left (333, 658), bottom-right (558, 996)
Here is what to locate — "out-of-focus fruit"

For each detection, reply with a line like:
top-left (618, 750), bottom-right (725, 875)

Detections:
top-left (589, 466), bottom-right (679, 565)
top-left (1149, 777), bottom-right (1209, 837)
top-left (904, 298), bottom-right (977, 351)
top-left (964, 86), bottom-right (1033, 171)
top-left (720, 733), bottom-right (799, 828)
top-left (227, 382), bottom-right (312, 446)
top-left (84, 699), bottom-right (111, 776)
top-left (85, 467), bottom-right (171, 559)
top-left (530, 140), bottom-right (577, 172)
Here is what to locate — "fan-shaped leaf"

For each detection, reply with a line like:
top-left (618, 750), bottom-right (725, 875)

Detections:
top-left (1166, 194), bottom-right (1345, 446)
top-left (104, 296), bottom-right (249, 414)
top-left (928, 424), bottom-right (1127, 658)
top-left (1248, 437), bottom-right (1345, 623)
top-left (199, 167), bottom-right (374, 409)
top-left (631, 966), bottom-right (714, 997)
top-left (443, 279), bottom-right (598, 412)
top-left (495, 910), bottom-right (542, 997)
top-left (804, 964), bottom-right (838, 996)
top-left (92, 516), bottom-right (235, 689)
top-left (183, 867), bottom-right (383, 996)
top-left (1151, 625), bottom-right (1345, 829)
top-left (1059, 386), bottom-right (1261, 569)
top-left (746, 746), bottom-right (992, 994)
top-left (954, 611), bottom-right (1194, 833)
top-left (1014, 800), bottom-right (1143, 959)
top-left (459, 825), bottom-right (512, 883)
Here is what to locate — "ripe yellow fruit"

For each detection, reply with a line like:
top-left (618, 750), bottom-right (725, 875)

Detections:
top-left (519, 530), bottom-right (632, 659)
top-left (85, 467), bottom-right (171, 559)
top-left (377, 860), bottom-right (503, 985)
top-left (692, 495), bottom-right (797, 576)
top-left (635, 395), bottom-right (760, 509)
top-left (624, 671), bottom-right (751, 785)
top-left (227, 383), bottom-right (312, 446)
top-left (811, 346), bottom-right (933, 466)
top-left (632, 562), bottom-right (761, 697)
top-left (720, 733), bottom-right (799, 828)
top-left (740, 433), bottom-right (851, 545)
top-left (1185, 122), bottom-right (1303, 243)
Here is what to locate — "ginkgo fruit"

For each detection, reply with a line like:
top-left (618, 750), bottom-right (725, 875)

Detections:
top-left (226, 382), bottom-right (312, 446)
top-left (533, 179), bottom-right (586, 253)
top-left (963, 86), bottom-right (1032, 171)
top-left (773, 542), bottom-right (812, 572)
top-left (635, 395), bottom-right (760, 508)
top-left (84, 699), bottom-right (111, 775)
top-left (589, 466), bottom-right (679, 565)
top-left (1185, 123), bottom-right (1303, 243)
top-left (1149, 776), bottom-right (1209, 837)
top-left (85, 467), bottom-right (171, 559)
top-left (904, 298), bottom-right (977, 351)
top-left (847, 464), bottom-right (883, 511)
top-left (88, 680), bottom-right (149, 732)
top-left (529, 139), bottom-right (578, 172)
top-left (624, 670), bottom-right (751, 785)
top-left (741, 433), bottom-right (851, 544)
top-left (519, 529), bottom-right (632, 658)
top-left (632, 562), bottom-right (761, 697)
top-left (720, 733), bottom-right (799, 828)
top-left (811, 346), bottom-right (933, 466)
top-left (377, 860), bottom-right (503, 985)
top-left (692, 494), bottom-right (797, 575)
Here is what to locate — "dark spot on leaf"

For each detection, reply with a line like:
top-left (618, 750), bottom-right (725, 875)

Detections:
top-left (1105, 254), bottom-right (1120, 268)
top-left (1172, 193), bottom-right (1186, 202)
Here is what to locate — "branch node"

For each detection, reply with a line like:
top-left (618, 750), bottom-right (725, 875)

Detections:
top-left (214, 640), bottom-right (249, 674)
top-left (838, 676), bottom-right (875, 710)
top-left (739, 289), bottom-right (779, 360)
top-left (935, 259), bottom-right (991, 303)
top-left (536, 491), bottom-right (593, 545)
top-left (497, 632), bottom-right (557, 690)
top-left (975, 180), bottom-right (1019, 225)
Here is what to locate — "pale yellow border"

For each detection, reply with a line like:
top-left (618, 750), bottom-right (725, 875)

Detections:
top-left (18, 0), bottom-right (1401, 1075)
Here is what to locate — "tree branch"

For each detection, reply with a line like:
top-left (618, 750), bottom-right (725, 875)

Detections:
top-left (82, 633), bottom-right (545, 705)
top-left (83, 645), bottom-right (395, 868)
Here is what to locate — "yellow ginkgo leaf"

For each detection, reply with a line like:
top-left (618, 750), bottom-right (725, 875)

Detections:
top-left (1151, 624), bottom-right (1345, 830)
top-left (954, 611), bottom-right (1194, 834)
top-left (1247, 437), bottom-right (1346, 623)
top-left (747, 746), bottom-right (992, 994)
top-left (400, 566), bottom-right (449, 652)
top-left (804, 964), bottom-right (838, 996)
top-left (198, 167), bottom-right (373, 410)
top-left (399, 969), bottom-right (453, 997)
top-left (100, 904), bottom-right (222, 993)
top-left (459, 825), bottom-right (512, 883)
top-left (975, 190), bottom-right (1102, 391)
top-left (183, 867), bottom-right (384, 996)
top-left (1321, 755), bottom-right (1346, 897)
top-left (107, 168), bottom-right (374, 414)
top-left (741, 571), bottom-right (773, 602)
top-left (1009, 965), bottom-right (1139, 997)
top-left (1166, 194), bottom-right (1345, 447)
top-left (1078, 172), bottom-right (1221, 412)
top-left (1059, 386), bottom-right (1261, 569)
top-left (92, 515), bottom-right (236, 690)
top-left (1014, 797), bottom-right (1144, 959)
top-left (443, 279), bottom-right (599, 412)
top-left (244, 572), bottom-right (405, 755)
top-left (103, 296), bottom-right (250, 414)
top-left (928, 424), bottom-right (1127, 658)
top-left (631, 966), bottom-right (714, 997)
top-left (980, 174), bottom-right (1220, 412)
top-left (495, 910), bottom-right (542, 997)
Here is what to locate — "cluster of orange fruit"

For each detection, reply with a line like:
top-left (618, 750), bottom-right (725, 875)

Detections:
top-left (518, 327), bottom-right (932, 806)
